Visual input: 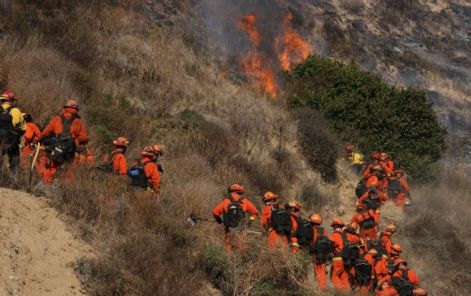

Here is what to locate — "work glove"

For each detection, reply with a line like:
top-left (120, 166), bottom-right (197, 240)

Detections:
top-left (215, 216), bottom-right (223, 224)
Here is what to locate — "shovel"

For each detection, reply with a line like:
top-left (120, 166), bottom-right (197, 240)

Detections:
top-left (186, 214), bottom-right (263, 235)
top-left (28, 143), bottom-right (40, 192)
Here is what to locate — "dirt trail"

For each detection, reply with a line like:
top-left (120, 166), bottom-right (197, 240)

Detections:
top-left (0, 188), bottom-right (91, 296)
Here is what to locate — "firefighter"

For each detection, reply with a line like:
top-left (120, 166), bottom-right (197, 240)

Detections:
top-left (260, 192), bottom-right (290, 249)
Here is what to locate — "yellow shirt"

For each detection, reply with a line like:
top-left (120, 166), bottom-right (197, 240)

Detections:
top-left (2, 103), bottom-right (26, 131)
top-left (351, 152), bottom-right (364, 165)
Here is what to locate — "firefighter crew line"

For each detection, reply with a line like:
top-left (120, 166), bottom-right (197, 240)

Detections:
top-left (0, 90), bottom-right (426, 295)
top-left (212, 160), bottom-right (427, 295)
top-left (0, 91), bottom-right (162, 198)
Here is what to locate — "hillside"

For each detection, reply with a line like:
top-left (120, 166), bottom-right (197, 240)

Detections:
top-left (0, 1), bottom-right (469, 296)
top-left (0, 188), bottom-right (91, 296)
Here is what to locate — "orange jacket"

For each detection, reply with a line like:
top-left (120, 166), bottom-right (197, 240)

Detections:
top-left (380, 160), bottom-right (394, 176)
top-left (344, 231), bottom-right (361, 244)
top-left (330, 230), bottom-right (344, 255)
top-left (380, 232), bottom-right (394, 255)
top-left (260, 205), bottom-right (273, 230)
top-left (352, 209), bottom-right (380, 228)
top-left (312, 225), bottom-right (329, 243)
top-left (212, 193), bottom-right (258, 219)
top-left (392, 269), bottom-right (419, 286)
top-left (141, 157), bottom-right (160, 190)
top-left (24, 122), bottom-right (41, 145)
top-left (364, 253), bottom-right (375, 266)
top-left (399, 176), bottom-right (410, 193)
top-left (112, 150), bottom-right (127, 175)
top-left (41, 109), bottom-right (89, 146)
top-left (374, 256), bottom-right (391, 283)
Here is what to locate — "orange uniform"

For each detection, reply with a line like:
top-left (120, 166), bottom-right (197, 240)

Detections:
top-left (260, 204), bottom-right (289, 249)
top-left (311, 226), bottom-right (329, 290)
top-left (392, 268), bottom-right (419, 286)
top-left (141, 157), bottom-right (160, 191)
top-left (365, 174), bottom-right (388, 202)
top-left (380, 231), bottom-right (394, 255)
top-left (38, 108), bottom-right (89, 183)
top-left (351, 209), bottom-right (380, 241)
top-left (329, 230), bottom-right (350, 291)
top-left (379, 160), bottom-right (394, 176)
top-left (212, 192), bottom-right (258, 251)
top-left (102, 149), bottom-right (128, 175)
top-left (289, 213), bottom-right (300, 252)
top-left (390, 175), bottom-right (411, 209)
top-left (374, 256), bottom-right (392, 285)
top-left (20, 122), bottom-right (41, 167)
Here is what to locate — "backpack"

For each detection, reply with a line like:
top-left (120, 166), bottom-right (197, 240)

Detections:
top-left (223, 197), bottom-right (245, 228)
top-left (48, 116), bottom-right (77, 164)
top-left (388, 178), bottom-right (402, 197)
top-left (128, 161), bottom-right (151, 188)
top-left (367, 239), bottom-right (387, 258)
top-left (358, 211), bottom-right (376, 229)
top-left (341, 232), bottom-right (360, 267)
top-left (391, 270), bottom-right (414, 296)
top-left (270, 206), bottom-right (291, 236)
top-left (355, 256), bottom-right (372, 285)
top-left (312, 227), bottom-right (334, 263)
top-left (355, 179), bottom-right (367, 198)
top-left (363, 196), bottom-right (380, 210)
top-left (0, 106), bottom-right (14, 145)
top-left (295, 218), bottom-right (314, 246)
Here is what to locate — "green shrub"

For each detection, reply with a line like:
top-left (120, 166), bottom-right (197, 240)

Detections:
top-left (288, 56), bottom-right (447, 181)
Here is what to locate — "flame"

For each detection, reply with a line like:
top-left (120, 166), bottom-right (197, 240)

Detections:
top-left (276, 13), bottom-right (313, 71)
top-left (239, 14), bottom-right (277, 98)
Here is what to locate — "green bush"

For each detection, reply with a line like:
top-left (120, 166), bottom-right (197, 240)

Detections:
top-left (288, 56), bottom-right (446, 181)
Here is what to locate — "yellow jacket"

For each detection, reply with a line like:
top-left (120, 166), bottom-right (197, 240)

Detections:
top-left (2, 103), bottom-right (26, 131)
top-left (351, 152), bottom-right (364, 165)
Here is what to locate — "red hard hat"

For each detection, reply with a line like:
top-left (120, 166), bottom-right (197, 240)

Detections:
top-left (379, 152), bottom-right (388, 160)
top-left (64, 99), bottom-right (79, 110)
top-left (309, 213), bottom-right (322, 225)
top-left (228, 183), bottom-right (245, 194)
top-left (372, 153), bottom-right (381, 160)
top-left (350, 222), bottom-right (359, 231)
top-left (371, 164), bottom-right (382, 171)
top-left (1, 89), bottom-right (15, 101)
top-left (356, 203), bottom-right (367, 210)
top-left (263, 191), bottom-right (278, 202)
top-left (113, 137), bottom-right (129, 147)
top-left (331, 218), bottom-right (345, 227)
top-left (391, 243), bottom-right (402, 254)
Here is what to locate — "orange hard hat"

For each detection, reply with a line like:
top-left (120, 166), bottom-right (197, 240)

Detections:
top-left (286, 200), bottom-right (302, 211)
top-left (142, 144), bottom-right (162, 158)
top-left (64, 99), bottom-right (79, 110)
top-left (391, 243), bottom-right (402, 254)
top-left (331, 218), bottom-right (345, 227)
top-left (356, 203), bottom-right (367, 210)
top-left (350, 222), bottom-right (359, 231)
top-left (1, 89), bottom-right (15, 101)
top-left (309, 213), bottom-right (322, 225)
top-left (395, 258), bottom-right (407, 266)
top-left (413, 288), bottom-right (427, 296)
top-left (263, 191), bottom-right (278, 202)
top-left (228, 183), bottom-right (245, 194)
top-left (372, 153), bottom-right (381, 160)
top-left (368, 248), bottom-right (378, 256)
top-left (379, 152), bottom-right (388, 160)
top-left (385, 223), bottom-right (397, 233)
top-left (113, 137), bottom-right (129, 147)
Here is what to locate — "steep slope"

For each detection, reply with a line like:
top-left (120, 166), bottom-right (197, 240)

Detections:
top-left (0, 188), bottom-right (92, 296)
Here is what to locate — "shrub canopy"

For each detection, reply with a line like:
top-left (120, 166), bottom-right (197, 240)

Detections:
top-left (288, 55), bottom-right (447, 181)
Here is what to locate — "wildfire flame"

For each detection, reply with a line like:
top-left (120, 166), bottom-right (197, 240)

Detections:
top-left (239, 14), bottom-right (277, 98)
top-left (276, 13), bottom-right (314, 72)
top-left (238, 13), bottom-right (313, 98)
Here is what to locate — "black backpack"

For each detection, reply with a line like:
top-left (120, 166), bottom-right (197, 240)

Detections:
top-left (355, 256), bottom-right (372, 285)
top-left (47, 116), bottom-right (76, 164)
top-left (391, 270), bottom-right (415, 296)
top-left (355, 179), bottom-right (367, 198)
top-left (270, 206), bottom-right (291, 236)
top-left (388, 178), bottom-right (403, 198)
top-left (128, 161), bottom-right (151, 188)
top-left (223, 197), bottom-right (245, 228)
top-left (295, 218), bottom-right (314, 247)
top-left (312, 227), bottom-right (334, 263)
top-left (363, 196), bottom-right (381, 210)
top-left (341, 232), bottom-right (360, 267)
top-left (367, 239), bottom-right (387, 258)
top-left (358, 211), bottom-right (376, 229)
top-left (0, 106), bottom-right (14, 145)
